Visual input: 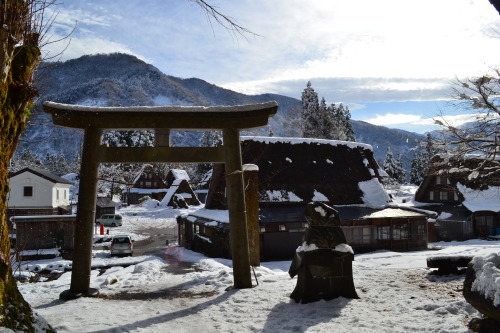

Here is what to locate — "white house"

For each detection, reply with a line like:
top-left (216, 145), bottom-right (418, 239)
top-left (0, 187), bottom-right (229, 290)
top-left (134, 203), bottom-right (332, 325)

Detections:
top-left (8, 167), bottom-right (73, 212)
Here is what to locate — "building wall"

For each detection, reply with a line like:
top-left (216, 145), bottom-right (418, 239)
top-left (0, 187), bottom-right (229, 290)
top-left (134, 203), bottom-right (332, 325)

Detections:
top-left (8, 172), bottom-right (71, 208)
top-left (14, 217), bottom-right (76, 252)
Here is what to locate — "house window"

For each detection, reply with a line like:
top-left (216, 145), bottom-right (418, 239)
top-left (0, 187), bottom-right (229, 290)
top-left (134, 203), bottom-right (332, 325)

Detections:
top-left (260, 227), bottom-right (266, 232)
top-left (435, 176), bottom-right (441, 184)
top-left (429, 191), bottom-right (434, 201)
top-left (64, 190), bottom-right (67, 200)
top-left (145, 181), bottom-right (152, 187)
top-left (377, 226), bottom-right (391, 240)
top-left (392, 225), bottom-right (408, 240)
top-left (454, 192), bottom-right (458, 201)
top-left (440, 191), bottom-right (448, 201)
top-left (56, 189), bottom-right (60, 200)
top-left (23, 186), bottom-right (33, 197)
top-left (279, 225), bottom-right (286, 231)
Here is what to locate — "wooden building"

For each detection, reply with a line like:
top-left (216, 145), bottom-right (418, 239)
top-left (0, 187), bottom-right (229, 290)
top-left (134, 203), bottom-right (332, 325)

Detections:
top-left (11, 215), bottom-right (76, 259)
top-left (124, 164), bottom-right (169, 204)
top-left (178, 137), bottom-right (433, 261)
top-left (96, 197), bottom-right (118, 218)
top-left (415, 155), bottom-right (500, 240)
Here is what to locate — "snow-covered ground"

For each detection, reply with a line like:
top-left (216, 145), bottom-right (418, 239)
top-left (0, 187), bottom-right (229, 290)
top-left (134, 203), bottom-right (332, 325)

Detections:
top-left (14, 202), bottom-right (500, 333)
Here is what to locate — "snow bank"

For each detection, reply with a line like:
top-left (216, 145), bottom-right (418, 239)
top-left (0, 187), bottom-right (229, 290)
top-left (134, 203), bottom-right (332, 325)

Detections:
top-left (471, 253), bottom-right (500, 306)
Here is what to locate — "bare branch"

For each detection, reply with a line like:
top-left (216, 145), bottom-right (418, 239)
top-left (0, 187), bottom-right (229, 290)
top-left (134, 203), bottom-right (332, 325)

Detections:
top-left (189, 0), bottom-right (259, 39)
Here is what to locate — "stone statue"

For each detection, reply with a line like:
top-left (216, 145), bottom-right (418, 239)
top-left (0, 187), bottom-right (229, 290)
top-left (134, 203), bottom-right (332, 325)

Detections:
top-left (289, 202), bottom-right (358, 303)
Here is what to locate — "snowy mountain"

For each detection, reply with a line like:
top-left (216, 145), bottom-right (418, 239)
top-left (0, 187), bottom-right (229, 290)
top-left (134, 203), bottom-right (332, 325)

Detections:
top-left (20, 53), bottom-right (424, 170)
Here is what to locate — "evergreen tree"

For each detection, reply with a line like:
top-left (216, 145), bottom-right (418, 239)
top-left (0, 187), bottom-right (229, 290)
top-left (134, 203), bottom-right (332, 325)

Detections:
top-left (383, 147), bottom-right (406, 184)
top-left (301, 81), bottom-right (355, 141)
top-left (409, 134), bottom-right (436, 185)
top-left (9, 147), bottom-right (44, 172)
top-left (102, 130), bottom-right (154, 147)
top-left (44, 151), bottom-right (58, 174)
top-left (301, 81), bottom-right (321, 138)
top-left (56, 151), bottom-right (70, 176)
top-left (337, 103), bottom-right (355, 142)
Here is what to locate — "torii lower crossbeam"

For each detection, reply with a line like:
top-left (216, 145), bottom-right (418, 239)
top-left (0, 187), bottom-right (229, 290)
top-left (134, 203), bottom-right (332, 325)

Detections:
top-left (43, 101), bottom-right (278, 298)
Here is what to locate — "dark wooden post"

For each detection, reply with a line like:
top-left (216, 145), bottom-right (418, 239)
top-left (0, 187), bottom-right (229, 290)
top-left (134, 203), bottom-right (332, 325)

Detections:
top-left (61, 127), bottom-right (102, 299)
top-left (223, 128), bottom-right (252, 288)
top-left (155, 129), bottom-right (170, 147)
top-left (243, 164), bottom-right (260, 266)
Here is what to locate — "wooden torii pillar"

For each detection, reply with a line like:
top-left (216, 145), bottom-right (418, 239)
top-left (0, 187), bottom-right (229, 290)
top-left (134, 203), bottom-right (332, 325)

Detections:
top-left (43, 101), bottom-right (278, 299)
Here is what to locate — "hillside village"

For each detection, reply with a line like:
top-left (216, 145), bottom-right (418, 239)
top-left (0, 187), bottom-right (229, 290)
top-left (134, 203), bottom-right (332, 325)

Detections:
top-left (4, 55), bottom-right (500, 333)
top-left (2, 1), bottom-right (500, 332)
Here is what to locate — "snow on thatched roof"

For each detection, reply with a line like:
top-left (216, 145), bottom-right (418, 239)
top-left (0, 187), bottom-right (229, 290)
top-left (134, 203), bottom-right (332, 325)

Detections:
top-left (207, 136), bottom-right (390, 208)
top-left (457, 183), bottom-right (500, 212)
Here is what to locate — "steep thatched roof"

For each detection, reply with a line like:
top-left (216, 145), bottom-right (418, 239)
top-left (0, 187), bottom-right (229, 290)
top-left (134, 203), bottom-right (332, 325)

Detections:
top-left (206, 136), bottom-right (390, 208)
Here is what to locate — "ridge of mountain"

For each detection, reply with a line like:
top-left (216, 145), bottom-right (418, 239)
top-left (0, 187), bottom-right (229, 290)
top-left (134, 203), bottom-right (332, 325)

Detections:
top-left (21, 53), bottom-right (424, 171)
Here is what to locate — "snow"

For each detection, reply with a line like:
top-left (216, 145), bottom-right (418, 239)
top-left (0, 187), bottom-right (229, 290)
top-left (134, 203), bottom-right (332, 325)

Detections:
top-left (159, 178), bottom-right (183, 206)
top-left (170, 169), bottom-right (190, 181)
top-left (314, 205), bottom-right (327, 217)
top-left (312, 190), bottom-right (328, 202)
top-left (263, 190), bottom-right (302, 202)
top-left (358, 178), bottom-right (390, 208)
top-left (241, 135), bottom-right (373, 151)
top-left (10, 203), bottom-right (500, 332)
top-left (242, 164), bottom-right (259, 172)
top-left (296, 241), bottom-right (319, 252)
top-left (456, 183), bottom-right (500, 212)
top-left (335, 243), bottom-right (354, 254)
top-left (471, 253), bottom-right (500, 306)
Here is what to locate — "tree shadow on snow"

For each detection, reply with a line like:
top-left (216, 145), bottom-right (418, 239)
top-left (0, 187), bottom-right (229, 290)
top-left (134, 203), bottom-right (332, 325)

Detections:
top-left (260, 297), bottom-right (353, 333)
top-left (85, 287), bottom-right (235, 333)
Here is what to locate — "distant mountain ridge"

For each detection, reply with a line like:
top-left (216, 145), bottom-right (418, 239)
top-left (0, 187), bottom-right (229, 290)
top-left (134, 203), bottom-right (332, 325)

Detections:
top-left (21, 53), bottom-right (424, 171)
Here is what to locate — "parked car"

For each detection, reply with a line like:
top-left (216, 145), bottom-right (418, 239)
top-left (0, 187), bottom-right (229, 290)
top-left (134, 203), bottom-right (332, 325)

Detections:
top-left (96, 214), bottom-right (123, 227)
top-left (110, 235), bottom-right (133, 256)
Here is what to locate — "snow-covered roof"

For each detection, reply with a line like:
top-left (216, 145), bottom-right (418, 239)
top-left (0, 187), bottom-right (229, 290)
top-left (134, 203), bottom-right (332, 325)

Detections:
top-left (241, 136), bottom-right (373, 151)
top-left (216, 136), bottom-right (388, 207)
top-left (10, 167), bottom-right (73, 185)
top-left (457, 183), bottom-right (500, 212)
top-left (169, 169), bottom-right (190, 181)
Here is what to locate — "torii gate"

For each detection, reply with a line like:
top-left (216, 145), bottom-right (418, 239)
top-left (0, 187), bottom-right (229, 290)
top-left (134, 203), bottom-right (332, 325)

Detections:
top-left (43, 101), bottom-right (278, 300)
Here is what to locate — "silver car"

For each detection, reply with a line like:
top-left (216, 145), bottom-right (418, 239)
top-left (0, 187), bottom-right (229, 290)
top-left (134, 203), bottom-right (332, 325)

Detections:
top-left (110, 235), bottom-right (133, 256)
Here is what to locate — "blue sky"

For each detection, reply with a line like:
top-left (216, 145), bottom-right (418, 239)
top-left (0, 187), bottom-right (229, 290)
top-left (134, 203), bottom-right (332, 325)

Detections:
top-left (43, 0), bottom-right (500, 134)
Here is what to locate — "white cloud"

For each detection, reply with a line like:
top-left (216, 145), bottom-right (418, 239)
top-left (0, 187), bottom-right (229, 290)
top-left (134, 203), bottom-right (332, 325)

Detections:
top-left (365, 113), bottom-right (426, 126)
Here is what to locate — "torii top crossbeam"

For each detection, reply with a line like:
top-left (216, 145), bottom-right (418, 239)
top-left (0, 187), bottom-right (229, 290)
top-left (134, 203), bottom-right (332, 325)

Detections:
top-left (43, 100), bottom-right (278, 299)
top-left (43, 101), bottom-right (278, 129)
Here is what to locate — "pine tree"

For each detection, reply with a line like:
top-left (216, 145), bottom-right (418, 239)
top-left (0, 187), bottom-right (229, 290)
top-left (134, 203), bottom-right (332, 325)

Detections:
top-left (301, 81), bottom-right (355, 141)
top-left (409, 134), bottom-right (436, 185)
top-left (338, 103), bottom-right (355, 142)
top-left (383, 147), bottom-right (406, 184)
top-left (301, 81), bottom-right (321, 138)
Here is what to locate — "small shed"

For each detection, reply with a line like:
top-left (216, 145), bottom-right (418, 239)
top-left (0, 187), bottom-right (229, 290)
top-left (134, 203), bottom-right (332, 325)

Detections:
top-left (96, 197), bottom-right (118, 219)
top-left (12, 215), bottom-right (76, 259)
